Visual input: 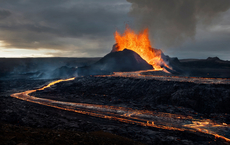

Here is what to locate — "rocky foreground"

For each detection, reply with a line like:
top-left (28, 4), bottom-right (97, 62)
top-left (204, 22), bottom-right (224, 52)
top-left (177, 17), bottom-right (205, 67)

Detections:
top-left (1, 76), bottom-right (230, 145)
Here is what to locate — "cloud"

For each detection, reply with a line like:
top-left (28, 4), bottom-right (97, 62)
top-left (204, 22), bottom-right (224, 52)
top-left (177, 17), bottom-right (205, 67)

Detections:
top-left (0, 9), bottom-right (11, 19)
top-left (166, 25), bottom-right (230, 60)
top-left (127, 0), bottom-right (230, 47)
top-left (0, 0), bottom-right (132, 56)
top-left (1, 0), bottom-right (230, 59)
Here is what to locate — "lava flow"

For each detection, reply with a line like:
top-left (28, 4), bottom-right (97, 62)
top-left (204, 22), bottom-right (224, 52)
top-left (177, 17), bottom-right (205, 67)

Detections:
top-left (96, 70), bottom-right (230, 84)
top-left (114, 26), bottom-right (169, 70)
top-left (11, 77), bottom-right (230, 142)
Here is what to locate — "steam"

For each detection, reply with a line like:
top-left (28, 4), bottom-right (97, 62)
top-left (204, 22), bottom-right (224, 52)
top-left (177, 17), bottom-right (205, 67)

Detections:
top-left (0, 58), bottom-right (100, 80)
top-left (127, 0), bottom-right (230, 47)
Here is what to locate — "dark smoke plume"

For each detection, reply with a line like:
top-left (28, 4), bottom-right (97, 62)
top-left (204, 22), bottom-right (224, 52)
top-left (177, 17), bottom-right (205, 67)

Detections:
top-left (127, 0), bottom-right (230, 46)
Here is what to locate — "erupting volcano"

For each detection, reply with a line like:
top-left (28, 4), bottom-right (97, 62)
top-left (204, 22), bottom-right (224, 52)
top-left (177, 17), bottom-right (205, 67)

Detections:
top-left (113, 26), bottom-right (169, 70)
top-left (2, 1), bottom-right (230, 144)
top-left (76, 26), bottom-right (171, 77)
top-left (2, 24), bottom-right (230, 145)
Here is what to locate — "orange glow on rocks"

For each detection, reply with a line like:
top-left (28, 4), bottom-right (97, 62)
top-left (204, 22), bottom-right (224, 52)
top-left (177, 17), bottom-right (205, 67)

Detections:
top-left (10, 77), bottom-right (230, 142)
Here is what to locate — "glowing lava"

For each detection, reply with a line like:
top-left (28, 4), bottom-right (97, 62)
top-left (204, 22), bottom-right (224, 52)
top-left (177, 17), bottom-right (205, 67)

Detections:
top-left (10, 77), bottom-right (230, 142)
top-left (114, 26), bottom-right (168, 70)
top-left (96, 70), bottom-right (230, 85)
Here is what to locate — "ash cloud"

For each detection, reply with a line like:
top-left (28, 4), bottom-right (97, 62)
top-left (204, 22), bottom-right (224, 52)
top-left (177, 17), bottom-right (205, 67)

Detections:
top-left (127, 0), bottom-right (230, 47)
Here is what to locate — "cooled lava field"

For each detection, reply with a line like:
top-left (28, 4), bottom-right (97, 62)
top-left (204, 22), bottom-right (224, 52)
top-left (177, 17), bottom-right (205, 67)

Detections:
top-left (1, 57), bottom-right (230, 145)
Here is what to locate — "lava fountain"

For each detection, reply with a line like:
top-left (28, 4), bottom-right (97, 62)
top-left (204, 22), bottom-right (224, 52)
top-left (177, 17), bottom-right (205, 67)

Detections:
top-left (114, 26), bottom-right (169, 70)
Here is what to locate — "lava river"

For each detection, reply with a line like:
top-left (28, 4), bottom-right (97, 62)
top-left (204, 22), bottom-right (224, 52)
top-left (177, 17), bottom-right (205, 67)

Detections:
top-left (10, 77), bottom-right (230, 142)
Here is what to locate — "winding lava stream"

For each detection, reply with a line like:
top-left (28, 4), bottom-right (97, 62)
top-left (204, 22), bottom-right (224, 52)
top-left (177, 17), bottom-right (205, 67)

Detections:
top-left (10, 77), bottom-right (230, 142)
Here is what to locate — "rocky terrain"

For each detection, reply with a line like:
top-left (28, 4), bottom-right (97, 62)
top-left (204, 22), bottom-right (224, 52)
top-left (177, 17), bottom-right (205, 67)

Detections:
top-left (1, 76), bottom-right (230, 144)
top-left (32, 76), bottom-right (230, 116)
top-left (1, 57), bottom-right (230, 145)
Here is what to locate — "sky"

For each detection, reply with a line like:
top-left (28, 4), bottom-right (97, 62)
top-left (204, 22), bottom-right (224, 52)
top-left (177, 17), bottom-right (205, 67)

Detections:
top-left (0, 0), bottom-right (230, 60)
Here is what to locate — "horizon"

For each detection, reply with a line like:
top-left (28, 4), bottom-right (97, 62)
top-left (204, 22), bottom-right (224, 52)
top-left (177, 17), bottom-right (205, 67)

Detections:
top-left (0, 0), bottom-right (230, 60)
top-left (0, 54), bottom-right (228, 61)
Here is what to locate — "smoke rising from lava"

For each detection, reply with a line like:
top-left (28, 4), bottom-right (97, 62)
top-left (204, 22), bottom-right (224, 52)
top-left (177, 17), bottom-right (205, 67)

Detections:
top-left (127, 0), bottom-right (230, 47)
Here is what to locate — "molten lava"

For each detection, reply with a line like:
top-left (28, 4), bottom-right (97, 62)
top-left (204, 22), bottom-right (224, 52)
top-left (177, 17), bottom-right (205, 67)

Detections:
top-left (11, 77), bottom-right (230, 142)
top-left (114, 26), bottom-right (168, 70)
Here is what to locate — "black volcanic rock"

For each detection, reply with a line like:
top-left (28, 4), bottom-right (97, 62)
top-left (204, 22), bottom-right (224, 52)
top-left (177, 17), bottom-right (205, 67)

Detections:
top-left (77, 49), bottom-right (153, 76)
top-left (206, 56), bottom-right (221, 61)
top-left (166, 57), bottom-right (185, 74)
